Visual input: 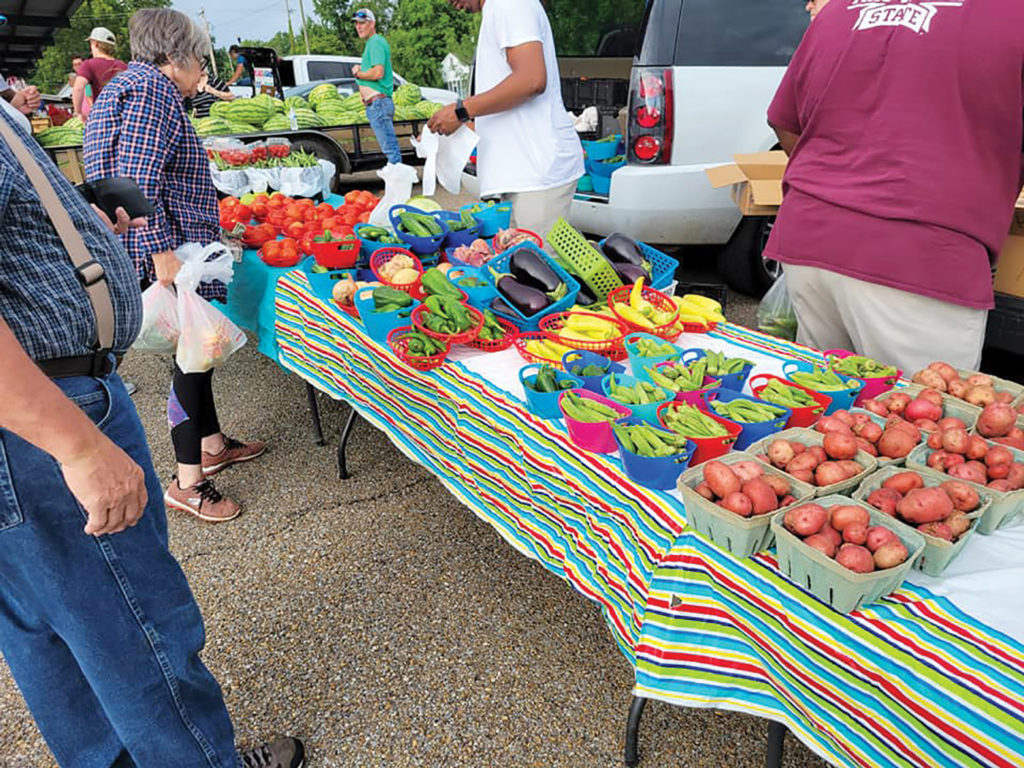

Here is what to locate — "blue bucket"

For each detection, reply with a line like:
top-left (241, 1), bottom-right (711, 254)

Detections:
top-left (612, 417), bottom-right (695, 490)
top-left (702, 389), bottom-right (791, 451)
top-left (353, 286), bottom-right (418, 345)
top-left (562, 350), bottom-right (626, 394)
top-left (390, 204), bottom-right (448, 255)
top-left (601, 373), bottom-right (672, 423)
top-left (625, 333), bottom-right (682, 378)
top-left (783, 360), bottom-right (866, 415)
top-left (680, 348), bottom-right (753, 392)
top-left (461, 202), bottom-right (512, 238)
top-left (520, 365), bottom-right (584, 420)
top-left (434, 210), bottom-right (482, 250)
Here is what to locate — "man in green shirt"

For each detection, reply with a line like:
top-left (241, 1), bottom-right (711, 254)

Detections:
top-left (351, 8), bottom-right (401, 165)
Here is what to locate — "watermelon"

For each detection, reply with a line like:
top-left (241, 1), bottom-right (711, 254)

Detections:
top-left (292, 108), bottom-right (326, 128)
top-left (415, 100), bottom-right (444, 119)
top-left (228, 98), bottom-right (274, 126)
top-left (225, 121), bottom-right (260, 135)
top-left (263, 114), bottom-right (291, 131)
top-left (209, 100), bottom-right (232, 119)
top-left (284, 96), bottom-right (308, 113)
top-left (195, 117), bottom-right (232, 136)
top-left (393, 83), bottom-right (421, 107)
top-left (36, 126), bottom-right (83, 147)
top-left (308, 83), bottom-right (341, 107)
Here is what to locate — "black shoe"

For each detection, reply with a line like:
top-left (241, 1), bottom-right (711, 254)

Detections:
top-left (238, 737), bottom-right (305, 768)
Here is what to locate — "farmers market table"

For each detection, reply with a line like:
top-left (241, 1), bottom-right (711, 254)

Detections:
top-left (268, 268), bottom-right (1024, 768)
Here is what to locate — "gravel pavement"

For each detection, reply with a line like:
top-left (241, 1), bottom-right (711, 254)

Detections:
top-left (0, 175), bottom-right (823, 767)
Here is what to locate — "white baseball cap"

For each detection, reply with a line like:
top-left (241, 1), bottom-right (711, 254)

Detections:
top-left (352, 8), bottom-right (376, 23)
top-left (87, 27), bottom-right (117, 46)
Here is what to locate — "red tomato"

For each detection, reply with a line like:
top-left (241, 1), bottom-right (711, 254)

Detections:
top-left (221, 196), bottom-right (240, 209)
top-left (296, 198), bottom-right (315, 209)
top-left (357, 211), bottom-right (371, 224)
top-left (301, 208), bottom-right (318, 223)
top-left (344, 191), bottom-right (360, 205)
top-left (284, 221), bottom-right (306, 239)
top-left (266, 196), bottom-right (286, 209)
top-left (316, 202), bottom-right (336, 217)
top-left (233, 204), bottom-right (252, 223)
top-left (299, 236), bottom-right (315, 256)
top-left (251, 202), bottom-right (269, 220)
top-left (219, 213), bottom-right (239, 231)
top-left (262, 241), bottom-right (281, 260)
top-left (284, 203), bottom-right (303, 219)
top-left (320, 215), bottom-right (345, 231)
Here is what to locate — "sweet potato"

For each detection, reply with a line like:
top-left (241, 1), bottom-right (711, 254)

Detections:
top-left (786, 452), bottom-right (821, 475)
top-left (855, 437), bottom-right (879, 457)
top-left (733, 460), bottom-right (765, 483)
top-left (719, 492), bottom-right (753, 518)
top-left (704, 461), bottom-right (741, 499)
top-left (815, 462), bottom-right (850, 487)
top-left (803, 533), bottom-right (838, 558)
top-left (904, 398), bottom-right (942, 423)
top-left (866, 488), bottom-right (901, 516)
top-left (941, 428), bottom-right (970, 455)
top-left (917, 521), bottom-right (953, 542)
top-left (767, 439), bottom-right (795, 468)
top-left (742, 479), bottom-right (778, 516)
top-left (843, 523), bottom-right (868, 545)
top-left (966, 436), bottom-right (990, 461)
top-left (823, 432), bottom-right (858, 461)
top-left (938, 480), bottom-right (980, 512)
top-left (866, 525), bottom-right (900, 553)
top-left (976, 403), bottom-right (1016, 438)
top-left (912, 369), bottom-right (946, 392)
top-left (884, 392), bottom-right (913, 414)
top-left (694, 482), bottom-right (716, 501)
top-left (783, 504), bottom-right (828, 537)
top-left (945, 513), bottom-right (972, 539)
top-left (762, 474), bottom-right (791, 499)
top-left (882, 472), bottom-right (924, 496)
top-left (873, 541), bottom-right (910, 569)
top-left (837, 544), bottom-right (875, 573)
top-left (878, 428), bottom-right (917, 459)
top-left (897, 487), bottom-right (954, 524)
top-left (949, 461), bottom-right (987, 485)
top-left (830, 504), bottom-right (870, 533)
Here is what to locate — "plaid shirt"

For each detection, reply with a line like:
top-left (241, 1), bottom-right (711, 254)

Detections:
top-left (84, 61), bottom-right (225, 302)
top-left (0, 106), bottom-right (142, 360)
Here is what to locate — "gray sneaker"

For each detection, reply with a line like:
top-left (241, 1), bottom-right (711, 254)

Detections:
top-left (239, 737), bottom-right (305, 768)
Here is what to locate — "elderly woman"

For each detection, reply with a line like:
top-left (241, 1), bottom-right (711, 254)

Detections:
top-left (84, 8), bottom-right (264, 524)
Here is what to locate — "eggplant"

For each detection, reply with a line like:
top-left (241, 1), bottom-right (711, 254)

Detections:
top-left (491, 297), bottom-right (516, 315)
top-left (492, 274), bottom-right (551, 317)
top-left (509, 248), bottom-right (563, 297)
top-left (602, 232), bottom-right (646, 267)
top-left (575, 282), bottom-right (598, 307)
top-left (613, 261), bottom-right (651, 286)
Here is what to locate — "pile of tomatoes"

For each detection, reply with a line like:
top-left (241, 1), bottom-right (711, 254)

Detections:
top-left (218, 190), bottom-right (381, 268)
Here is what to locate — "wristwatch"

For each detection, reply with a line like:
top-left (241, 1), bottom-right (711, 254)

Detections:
top-left (455, 98), bottom-right (471, 123)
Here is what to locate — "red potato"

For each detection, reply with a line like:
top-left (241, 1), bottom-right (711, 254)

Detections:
top-left (995, 391), bottom-right (1015, 404)
top-left (976, 403), bottom-right (1017, 438)
top-left (704, 461), bottom-right (741, 499)
top-left (719, 492), bottom-right (753, 518)
top-left (927, 361), bottom-right (959, 384)
top-left (945, 513), bottom-right (972, 539)
top-left (819, 524), bottom-right (842, 549)
top-left (941, 428), bottom-right (971, 455)
top-left (856, 437), bottom-right (879, 457)
top-left (804, 533), bottom-right (838, 558)
top-left (815, 417), bottom-right (854, 436)
top-left (784, 504), bottom-right (829, 537)
top-left (768, 439), bottom-right (796, 468)
top-left (966, 373), bottom-right (993, 388)
top-left (786, 452), bottom-right (821, 475)
top-left (836, 460), bottom-right (864, 479)
top-left (988, 462), bottom-right (1011, 480)
top-left (866, 525), bottom-right (900, 553)
top-left (965, 385), bottom-right (996, 407)
top-left (986, 446), bottom-right (1015, 467)
top-left (912, 369), bottom-right (947, 391)
top-left (1006, 427), bottom-right (1024, 442)
top-left (694, 482), bottom-right (715, 501)
top-left (863, 399), bottom-right (890, 417)
top-left (830, 505), bottom-right (871, 532)
top-left (897, 487), bottom-right (954, 524)
top-left (791, 442), bottom-right (806, 455)
top-left (779, 494), bottom-right (797, 507)
top-left (843, 523), bottom-right (869, 545)
top-left (939, 481), bottom-right (980, 512)
top-left (815, 462), bottom-right (851, 487)
top-left (866, 488), bottom-right (901, 517)
top-left (904, 398), bottom-right (942, 423)
top-left (914, 419), bottom-right (940, 433)
top-left (917, 521), bottom-right (954, 542)
top-left (833, 410), bottom-right (856, 427)
top-left (852, 411), bottom-right (871, 426)
top-left (887, 419), bottom-right (922, 442)
top-left (809, 445), bottom-right (829, 465)
top-left (742, 479), bottom-right (778, 516)
top-left (926, 449), bottom-right (951, 471)
top-left (854, 421), bottom-right (883, 444)
top-left (883, 472), bottom-right (925, 496)
top-left (966, 436), bottom-right (990, 461)
top-left (988, 479), bottom-right (1015, 492)
top-left (878, 428), bottom-right (917, 459)
top-left (790, 469), bottom-right (815, 485)
top-left (1007, 464), bottom-right (1024, 490)
top-left (949, 461), bottom-right (988, 486)
top-left (936, 417), bottom-right (967, 432)
top-left (823, 432), bottom-right (858, 461)
top-left (762, 474), bottom-right (791, 498)
top-left (994, 436), bottom-right (1024, 451)
top-left (733, 460), bottom-right (766, 483)
top-left (926, 431), bottom-right (944, 450)
top-left (873, 541), bottom-right (910, 569)
top-left (917, 388), bottom-right (945, 408)
top-left (947, 379), bottom-right (970, 400)
top-left (884, 392), bottom-right (913, 414)
top-left (837, 544), bottom-right (875, 573)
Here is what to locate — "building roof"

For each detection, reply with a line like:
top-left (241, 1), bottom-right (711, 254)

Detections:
top-left (0, 0), bottom-right (87, 77)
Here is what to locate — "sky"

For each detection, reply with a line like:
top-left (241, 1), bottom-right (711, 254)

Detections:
top-left (171, 0), bottom-right (323, 48)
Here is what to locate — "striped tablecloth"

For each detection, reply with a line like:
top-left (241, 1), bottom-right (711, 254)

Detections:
top-left (273, 269), bottom-right (1024, 767)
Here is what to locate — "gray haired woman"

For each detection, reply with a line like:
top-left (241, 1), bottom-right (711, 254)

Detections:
top-left (84, 7), bottom-right (268, 526)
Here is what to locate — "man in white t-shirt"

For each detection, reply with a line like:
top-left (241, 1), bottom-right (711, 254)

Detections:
top-left (428, 0), bottom-right (584, 238)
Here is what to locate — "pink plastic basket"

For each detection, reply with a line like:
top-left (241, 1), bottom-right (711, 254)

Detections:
top-left (558, 390), bottom-right (631, 454)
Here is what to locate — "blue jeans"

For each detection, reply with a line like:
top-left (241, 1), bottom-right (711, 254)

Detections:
top-left (0, 372), bottom-right (238, 768)
top-left (366, 96), bottom-right (402, 165)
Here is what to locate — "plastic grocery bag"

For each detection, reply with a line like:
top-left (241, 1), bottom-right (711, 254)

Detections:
top-left (246, 167), bottom-right (280, 194)
top-left (174, 242), bottom-right (246, 373)
top-left (318, 159), bottom-right (336, 198)
top-left (278, 165), bottom-right (324, 198)
top-left (209, 167), bottom-right (250, 197)
top-left (411, 126), bottom-right (478, 196)
top-left (133, 283), bottom-right (180, 355)
top-left (368, 162), bottom-right (419, 227)
top-left (756, 272), bottom-right (799, 341)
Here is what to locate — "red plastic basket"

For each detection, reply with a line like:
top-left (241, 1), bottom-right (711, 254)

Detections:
top-left (338, 302), bottom-right (360, 319)
top-left (657, 401), bottom-right (742, 465)
top-left (538, 312), bottom-right (628, 356)
top-left (312, 238), bottom-right (360, 269)
top-left (749, 373), bottom-right (832, 430)
top-left (606, 285), bottom-right (680, 339)
top-left (513, 332), bottom-right (566, 368)
top-left (387, 326), bottom-right (449, 371)
top-left (410, 303), bottom-right (484, 345)
top-left (492, 228), bottom-right (543, 254)
top-left (678, 320), bottom-right (718, 335)
top-left (371, 247), bottom-right (423, 295)
top-left (465, 316), bottom-right (518, 352)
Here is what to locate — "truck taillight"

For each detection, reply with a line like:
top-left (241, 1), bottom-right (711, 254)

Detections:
top-left (627, 68), bottom-right (673, 165)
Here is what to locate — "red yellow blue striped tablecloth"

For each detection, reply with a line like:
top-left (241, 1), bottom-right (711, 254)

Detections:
top-left (273, 269), bottom-right (1024, 768)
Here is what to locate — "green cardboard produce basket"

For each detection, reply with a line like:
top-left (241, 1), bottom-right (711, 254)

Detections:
top-left (874, 384), bottom-right (980, 431)
top-left (770, 496), bottom-right (925, 614)
top-left (852, 466), bottom-right (989, 577)
top-left (677, 451), bottom-right (815, 559)
top-left (746, 427), bottom-right (878, 498)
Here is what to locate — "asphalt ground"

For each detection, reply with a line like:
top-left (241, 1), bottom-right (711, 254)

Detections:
top-left (0, 173), bottom-right (816, 768)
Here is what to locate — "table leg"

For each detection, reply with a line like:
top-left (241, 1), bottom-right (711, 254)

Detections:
top-left (337, 407), bottom-right (359, 480)
top-left (765, 721), bottom-right (786, 768)
top-left (624, 695), bottom-right (648, 767)
top-left (305, 383), bottom-right (325, 446)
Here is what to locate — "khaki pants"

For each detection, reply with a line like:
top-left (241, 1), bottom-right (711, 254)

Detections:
top-left (505, 180), bottom-right (578, 239)
top-left (784, 264), bottom-right (988, 374)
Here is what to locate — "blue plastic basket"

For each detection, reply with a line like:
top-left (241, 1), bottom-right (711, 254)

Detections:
top-left (485, 242), bottom-right (580, 331)
top-left (445, 239), bottom-right (496, 269)
top-left (612, 416), bottom-right (695, 491)
top-left (301, 257), bottom-right (357, 305)
top-left (702, 389), bottom-right (791, 451)
top-left (588, 155), bottom-right (626, 178)
top-left (783, 360), bottom-right (866, 415)
top-left (519, 365), bottom-right (584, 420)
top-left (562, 350), bottom-right (626, 394)
top-left (582, 136), bottom-right (622, 162)
top-left (597, 238), bottom-right (680, 292)
top-left (354, 223), bottom-right (400, 263)
top-left (450, 266), bottom-right (498, 309)
top-left (591, 174), bottom-right (611, 196)
top-left (577, 175), bottom-right (594, 193)
top-left (434, 210), bottom-right (481, 250)
top-left (680, 348), bottom-right (753, 392)
top-left (390, 204), bottom-right (448, 255)
top-left (624, 333), bottom-right (682, 378)
top-left (460, 201), bottom-right (512, 238)
top-left (353, 285), bottom-right (419, 344)
top-left (601, 373), bottom-right (673, 423)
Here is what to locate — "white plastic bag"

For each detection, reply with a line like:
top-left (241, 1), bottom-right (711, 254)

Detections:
top-left (174, 243), bottom-right (246, 373)
top-left (756, 273), bottom-right (799, 341)
top-left (368, 162), bottom-right (419, 227)
top-left (209, 167), bottom-right (250, 197)
top-left (411, 126), bottom-right (479, 196)
top-left (318, 158), bottom-right (336, 198)
top-left (133, 283), bottom-right (180, 355)
top-left (245, 167), bottom-right (280, 193)
top-left (278, 166), bottom-right (324, 198)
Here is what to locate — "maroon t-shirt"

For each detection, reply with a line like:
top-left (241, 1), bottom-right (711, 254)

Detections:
top-left (765, 0), bottom-right (1024, 309)
top-left (78, 57), bottom-right (127, 99)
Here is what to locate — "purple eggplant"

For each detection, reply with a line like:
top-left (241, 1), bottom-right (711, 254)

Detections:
top-left (602, 232), bottom-right (647, 268)
top-left (488, 268), bottom-right (552, 317)
top-left (491, 297), bottom-right (516, 315)
top-left (575, 282), bottom-right (598, 307)
top-left (613, 261), bottom-right (651, 286)
top-left (508, 247), bottom-right (565, 299)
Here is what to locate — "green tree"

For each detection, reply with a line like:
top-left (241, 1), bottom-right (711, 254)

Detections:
top-left (30, 0), bottom-right (171, 93)
top-left (387, 0), bottom-right (478, 87)
top-left (544, 0), bottom-right (646, 57)
top-left (310, 0), bottom-right (395, 51)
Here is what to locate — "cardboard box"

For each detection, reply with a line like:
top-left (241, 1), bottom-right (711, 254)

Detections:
top-left (50, 148), bottom-right (86, 186)
top-left (705, 151), bottom-right (787, 216)
top-left (995, 235), bottom-right (1024, 298)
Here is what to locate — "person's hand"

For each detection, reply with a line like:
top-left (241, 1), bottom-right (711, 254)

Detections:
top-left (11, 86), bottom-right (40, 116)
top-left (352, 64), bottom-right (362, 77)
top-left (62, 437), bottom-right (148, 536)
top-left (153, 250), bottom-right (182, 287)
top-left (92, 205), bottom-right (148, 236)
top-left (427, 103), bottom-right (461, 137)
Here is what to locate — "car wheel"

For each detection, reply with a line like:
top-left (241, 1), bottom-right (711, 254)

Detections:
top-left (717, 216), bottom-right (778, 298)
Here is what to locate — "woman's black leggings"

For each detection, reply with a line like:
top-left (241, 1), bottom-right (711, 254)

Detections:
top-left (168, 364), bottom-right (221, 466)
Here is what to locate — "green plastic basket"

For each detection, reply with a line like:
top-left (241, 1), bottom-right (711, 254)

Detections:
top-left (851, 466), bottom-right (989, 577)
top-left (677, 451), bottom-right (815, 559)
top-left (906, 440), bottom-right (1024, 534)
top-left (547, 217), bottom-right (623, 301)
top-left (874, 384), bottom-right (979, 431)
top-left (746, 427), bottom-right (878, 497)
top-left (770, 496), bottom-right (925, 614)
